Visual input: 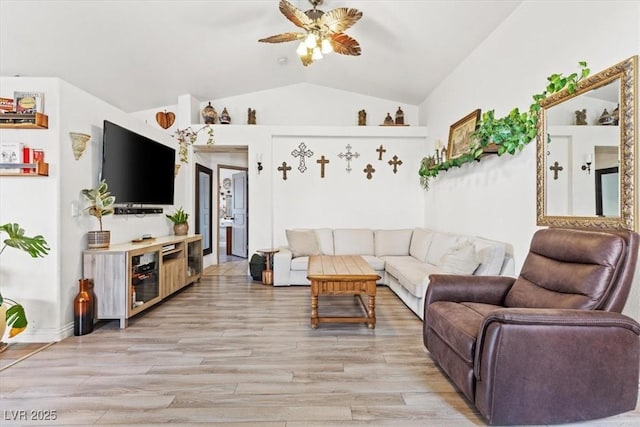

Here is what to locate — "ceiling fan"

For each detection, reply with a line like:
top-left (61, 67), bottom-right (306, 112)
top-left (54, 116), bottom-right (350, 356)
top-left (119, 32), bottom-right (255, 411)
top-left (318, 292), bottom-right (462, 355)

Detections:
top-left (259, 0), bottom-right (363, 66)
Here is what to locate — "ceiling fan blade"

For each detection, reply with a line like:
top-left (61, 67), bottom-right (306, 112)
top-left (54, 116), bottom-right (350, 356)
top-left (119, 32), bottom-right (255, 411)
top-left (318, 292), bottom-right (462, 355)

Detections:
top-left (319, 7), bottom-right (363, 33)
top-left (279, 0), bottom-right (313, 29)
top-left (259, 32), bottom-right (304, 43)
top-left (329, 33), bottom-right (361, 56)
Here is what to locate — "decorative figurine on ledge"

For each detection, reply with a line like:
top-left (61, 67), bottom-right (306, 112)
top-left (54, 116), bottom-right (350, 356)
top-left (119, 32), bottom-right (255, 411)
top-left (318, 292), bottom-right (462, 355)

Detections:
top-left (220, 107), bottom-right (231, 124)
top-left (358, 109), bottom-right (367, 126)
top-left (598, 108), bottom-right (614, 125)
top-left (383, 113), bottom-right (394, 125)
top-left (248, 108), bottom-right (256, 125)
top-left (202, 102), bottom-right (217, 124)
top-left (395, 107), bottom-right (404, 125)
top-left (612, 104), bottom-right (619, 125)
top-left (575, 109), bottom-right (587, 125)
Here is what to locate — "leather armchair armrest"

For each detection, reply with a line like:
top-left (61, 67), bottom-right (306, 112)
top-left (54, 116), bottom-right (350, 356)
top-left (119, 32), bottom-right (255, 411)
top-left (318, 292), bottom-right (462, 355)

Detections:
top-left (424, 274), bottom-right (515, 309)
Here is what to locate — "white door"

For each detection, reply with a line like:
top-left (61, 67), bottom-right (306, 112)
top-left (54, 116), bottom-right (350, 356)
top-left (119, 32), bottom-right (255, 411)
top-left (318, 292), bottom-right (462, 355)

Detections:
top-left (231, 171), bottom-right (248, 257)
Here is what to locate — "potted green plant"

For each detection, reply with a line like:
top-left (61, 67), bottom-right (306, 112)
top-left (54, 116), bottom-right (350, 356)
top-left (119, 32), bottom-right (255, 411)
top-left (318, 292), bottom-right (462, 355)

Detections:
top-left (0, 222), bottom-right (49, 352)
top-left (81, 180), bottom-right (116, 249)
top-left (166, 207), bottom-right (189, 236)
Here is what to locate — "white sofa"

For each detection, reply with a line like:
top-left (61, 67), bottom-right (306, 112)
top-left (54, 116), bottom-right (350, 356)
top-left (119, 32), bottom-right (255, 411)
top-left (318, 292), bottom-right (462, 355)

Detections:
top-left (272, 228), bottom-right (514, 319)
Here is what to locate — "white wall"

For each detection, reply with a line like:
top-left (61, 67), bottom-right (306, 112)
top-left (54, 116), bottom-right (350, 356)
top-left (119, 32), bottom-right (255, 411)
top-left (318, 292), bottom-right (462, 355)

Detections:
top-left (418, 0), bottom-right (640, 320)
top-left (1, 77), bottom-right (189, 342)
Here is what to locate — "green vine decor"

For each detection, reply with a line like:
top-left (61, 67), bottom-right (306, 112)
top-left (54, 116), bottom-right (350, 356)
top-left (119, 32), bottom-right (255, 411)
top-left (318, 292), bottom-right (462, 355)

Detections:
top-left (173, 125), bottom-right (215, 163)
top-left (419, 61), bottom-right (590, 190)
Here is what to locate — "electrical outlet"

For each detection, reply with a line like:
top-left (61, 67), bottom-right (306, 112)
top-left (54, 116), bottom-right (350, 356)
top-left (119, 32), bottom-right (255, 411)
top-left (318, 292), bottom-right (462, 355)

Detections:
top-left (71, 201), bottom-right (80, 217)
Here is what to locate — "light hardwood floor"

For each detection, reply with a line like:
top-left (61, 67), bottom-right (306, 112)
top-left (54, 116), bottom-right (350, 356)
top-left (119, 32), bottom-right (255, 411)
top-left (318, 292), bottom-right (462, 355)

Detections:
top-left (1, 262), bottom-right (639, 426)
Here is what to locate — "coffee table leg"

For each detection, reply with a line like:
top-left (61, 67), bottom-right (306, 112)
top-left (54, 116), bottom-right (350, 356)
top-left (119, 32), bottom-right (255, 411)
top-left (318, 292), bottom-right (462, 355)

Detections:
top-left (367, 290), bottom-right (376, 329)
top-left (311, 282), bottom-right (319, 329)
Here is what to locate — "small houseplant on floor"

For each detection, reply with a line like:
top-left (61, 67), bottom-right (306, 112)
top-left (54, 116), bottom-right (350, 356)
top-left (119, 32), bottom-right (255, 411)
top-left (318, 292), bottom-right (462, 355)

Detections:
top-left (166, 207), bottom-right (189, 236)
top-left (81, 180), bottom-right (116, 249)
top-left (0, 222), bottom-right (49, 352)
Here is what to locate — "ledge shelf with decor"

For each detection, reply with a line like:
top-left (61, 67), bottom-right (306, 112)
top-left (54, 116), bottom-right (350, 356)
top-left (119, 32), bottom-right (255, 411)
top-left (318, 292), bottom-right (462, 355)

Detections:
top-left (0, 112), bottom-right (49, 129)
top-left (0, 161), bottom-right (49, 176)
top-left (83, 234), bottom-right (203, 328)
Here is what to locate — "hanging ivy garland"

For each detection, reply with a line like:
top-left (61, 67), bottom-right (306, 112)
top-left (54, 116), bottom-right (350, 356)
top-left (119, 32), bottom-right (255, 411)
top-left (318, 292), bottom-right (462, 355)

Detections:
top-left (419, 61), bottom-right (590, 190)
top-left (172, 125), bottom-right (215, 163)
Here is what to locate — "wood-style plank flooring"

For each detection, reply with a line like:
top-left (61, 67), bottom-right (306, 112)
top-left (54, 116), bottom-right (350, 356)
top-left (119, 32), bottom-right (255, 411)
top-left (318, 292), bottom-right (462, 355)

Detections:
top-left (1, 261), bottom-right (639, 426)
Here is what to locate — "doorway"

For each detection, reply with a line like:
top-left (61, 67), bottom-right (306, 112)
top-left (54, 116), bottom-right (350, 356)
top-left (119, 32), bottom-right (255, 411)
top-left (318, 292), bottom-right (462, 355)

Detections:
top-left (218, 165), bottom-right (249, 263)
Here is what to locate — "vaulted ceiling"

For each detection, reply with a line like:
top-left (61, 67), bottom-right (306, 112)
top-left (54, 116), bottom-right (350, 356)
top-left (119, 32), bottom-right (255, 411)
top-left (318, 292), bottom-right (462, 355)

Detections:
top-left (0, 0), bottom-right (522, 113)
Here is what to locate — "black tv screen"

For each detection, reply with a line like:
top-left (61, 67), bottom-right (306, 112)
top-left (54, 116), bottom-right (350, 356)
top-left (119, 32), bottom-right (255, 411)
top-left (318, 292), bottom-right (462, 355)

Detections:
top-left (101, 120), bottom-right (175, 205)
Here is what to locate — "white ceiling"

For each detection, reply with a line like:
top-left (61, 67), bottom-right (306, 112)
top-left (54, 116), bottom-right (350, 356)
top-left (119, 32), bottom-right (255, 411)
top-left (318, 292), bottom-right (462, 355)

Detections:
top-left (0, 0), bottom-right (522, 113)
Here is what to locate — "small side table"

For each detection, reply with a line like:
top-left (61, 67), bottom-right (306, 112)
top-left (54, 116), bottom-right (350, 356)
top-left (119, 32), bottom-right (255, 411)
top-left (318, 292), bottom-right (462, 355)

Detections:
top-left (256, 248), bottom-right (279, 285)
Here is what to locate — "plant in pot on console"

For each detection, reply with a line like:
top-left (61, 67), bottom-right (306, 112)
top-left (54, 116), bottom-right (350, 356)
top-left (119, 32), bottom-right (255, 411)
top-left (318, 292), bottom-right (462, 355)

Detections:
top-left (166, 207), bottom-right (189, 236)
top-left (81, 180), bottom-right (116, 249)
top-left (0, 222), bottom-right (49, 352)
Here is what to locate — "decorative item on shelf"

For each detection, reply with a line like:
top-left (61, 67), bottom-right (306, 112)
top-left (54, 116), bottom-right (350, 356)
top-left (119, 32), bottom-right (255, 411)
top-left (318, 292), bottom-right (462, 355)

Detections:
top-left (388, 155), bottom-right (402, 174)
top-left (363, 164), bottom-right (375, 180)
top-left (395, 107), bottom-right (404, 125)
top-left (81, 179), bottom-right (115, 249)
top-left (14, 91), bottom-right (44, 114)
top-left (383, 113), bottom-right (394, 125)
top-left (358, 109), bottom-right (367, 126)
top-left (434, 139), bottom-right (444, 164)
top-left (219, 107), bottom-right (231, 124)
top-left (447, 109), bottom-right (481, 161)
top-left (172, 125), bottom-right (214, 163)
top-left (166, 207), bottom-right (189, 236)
top-left (69, 132), bottom-right (91, 160)
top-left (278, 161), bottom-right (292, 180)
top-left (73, 278), bottom-right (94, 336)
top-left (0, 222), bottom-right (50, 351)
top-left (611, 104), bottom-right (619, 125)
top-left (575, 109), bottom-right (587, 125)
top-left (316, 155), bottom-right (329, 178)
top-left (155, 110), bottom-right (176, 129)
top-left (248, 108), bottom-right (257, 125)
top-left (202, 101), bottom-right (218, 124)
top-left (581, 154), bottom-right (592, 174)
top-left (0, 112), bottom-right (48, 128)
top-left (598, 108), bottom-right (614, 125)
top-left (419, 61), bottom-right (591, 190)
top-left (376, 144), bottom-right (386, 160)
top-left (338, 144), bottom-right (359, 173)
top-left (0, 97), bottom-right (14, 113)
top-left (259, 0), bottom-right (363, 67)
top-left (291, 142), bottom-right (314, 173)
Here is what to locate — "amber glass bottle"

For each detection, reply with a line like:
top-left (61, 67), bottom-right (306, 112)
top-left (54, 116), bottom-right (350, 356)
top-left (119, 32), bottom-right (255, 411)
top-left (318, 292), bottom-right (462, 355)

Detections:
top-left (74, 279), bottom-right (94, 336)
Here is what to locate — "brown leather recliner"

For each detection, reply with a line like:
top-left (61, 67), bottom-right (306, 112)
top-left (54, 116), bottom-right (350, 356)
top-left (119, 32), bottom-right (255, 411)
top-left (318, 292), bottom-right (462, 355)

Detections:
top-left (423, 227), bottom-right (640, 425)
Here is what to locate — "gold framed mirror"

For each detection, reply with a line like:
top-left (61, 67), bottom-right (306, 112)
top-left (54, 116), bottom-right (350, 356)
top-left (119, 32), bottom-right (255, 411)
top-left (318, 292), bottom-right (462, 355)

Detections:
top-left (536, 55), bottom-right (637, 230)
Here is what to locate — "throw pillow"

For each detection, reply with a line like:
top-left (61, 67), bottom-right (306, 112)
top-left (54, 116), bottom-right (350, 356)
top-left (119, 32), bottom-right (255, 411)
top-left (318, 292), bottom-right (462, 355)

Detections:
top-left (286, 230), bottom-right (321, 258)
top-left (438, 240), bottom-right (480, 274)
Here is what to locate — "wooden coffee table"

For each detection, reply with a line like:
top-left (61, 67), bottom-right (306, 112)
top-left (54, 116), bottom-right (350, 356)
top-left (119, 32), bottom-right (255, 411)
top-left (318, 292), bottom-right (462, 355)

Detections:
top-left (307, 255), bottom-right (380, 329)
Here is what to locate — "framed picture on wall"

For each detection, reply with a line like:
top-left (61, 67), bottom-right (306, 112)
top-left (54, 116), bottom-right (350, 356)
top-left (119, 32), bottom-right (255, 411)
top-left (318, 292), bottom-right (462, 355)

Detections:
top-left (447, 109), bottom-right (481, 160)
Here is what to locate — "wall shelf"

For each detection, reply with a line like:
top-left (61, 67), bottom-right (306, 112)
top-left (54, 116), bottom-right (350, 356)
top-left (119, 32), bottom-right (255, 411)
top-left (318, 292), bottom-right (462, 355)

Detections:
top-left (0, 161), bottom-right (49, 176)
top-left (0, 112), bottom-right (48, 129)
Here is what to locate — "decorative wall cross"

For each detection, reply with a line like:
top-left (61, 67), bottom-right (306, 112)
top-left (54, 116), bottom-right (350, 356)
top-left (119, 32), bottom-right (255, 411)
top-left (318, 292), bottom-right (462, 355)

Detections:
top-left (376, 144), bottom-right (386, 160)
top-left (388, 155), bottom-right (403, 174)
top-left (363, 164), bottom-right (375, 180)
top-left (278, 161), bottom-right (292, 180)
top-left (316, 155), bottom-right (329, 178)
top-left (338, 144), bottom-right (360, 173)
top-left (291, 142), bottom-right (314, 173)
top-left (549, 161), bottom-right (563, 180)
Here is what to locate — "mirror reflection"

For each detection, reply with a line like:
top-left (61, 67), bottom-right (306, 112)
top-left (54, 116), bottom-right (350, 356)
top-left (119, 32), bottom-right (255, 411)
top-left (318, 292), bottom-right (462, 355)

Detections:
top-left (536, 55), bottom-right (636, 231)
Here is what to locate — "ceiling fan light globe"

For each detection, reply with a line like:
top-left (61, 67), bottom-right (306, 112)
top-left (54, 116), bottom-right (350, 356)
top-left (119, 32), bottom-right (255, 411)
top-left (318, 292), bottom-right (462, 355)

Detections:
top-left (296, 42), bottom-right (308, 56)
top-left (312, 46), bottom-right (323, 60)
top-left (321, 38), bottom-right (333, 54)
top-left (304, 32), bottom-right (317, 48)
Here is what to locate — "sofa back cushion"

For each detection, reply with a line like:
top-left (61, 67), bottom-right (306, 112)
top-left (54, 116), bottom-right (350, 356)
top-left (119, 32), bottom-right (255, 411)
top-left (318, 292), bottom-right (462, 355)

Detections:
top-left (374, 229), bottom-right (413, 256)
top-left (438, 240), bottom-right (480, 274)
top-left (409, 228), bottom-right (433, 262)
top-left (315, 228), bottom-right (335, 255)
top-left (473, 239), bottom-right (507, 276)
top-left (505, 228), bottom-right (629, 310)
top-left (425, 232), bottom-right (460, 265)
top-left (333, 229), bottom-right (374, 256)
top-left (286, 229), bottom-right (322, 258)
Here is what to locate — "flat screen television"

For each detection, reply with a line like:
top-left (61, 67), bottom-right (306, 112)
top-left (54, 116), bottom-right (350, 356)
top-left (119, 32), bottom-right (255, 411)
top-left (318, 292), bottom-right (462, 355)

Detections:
top-left (101, 120), bottom-right (175, 205)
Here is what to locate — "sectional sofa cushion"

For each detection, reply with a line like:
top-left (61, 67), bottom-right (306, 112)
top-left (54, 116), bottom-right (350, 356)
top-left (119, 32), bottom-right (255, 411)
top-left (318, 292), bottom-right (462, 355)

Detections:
top-left (374, 229), bottom-right (413, 256)
top-left (333, 229), bottom-right (374, 256)
top-left (438, 240), bottom-right (480, 274)
top-left (286, 229), bottom-right (322, 258)
top-left (315, 228), bottom-right (335, 255)
top-left (384, 258), bottom-right (441, 297)
top-left (473, 239), bottom-right (507, 276)
top-left (409, 228), bottom-right (433, 262)
top-left (425, 232), bottom-right (460, 265)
